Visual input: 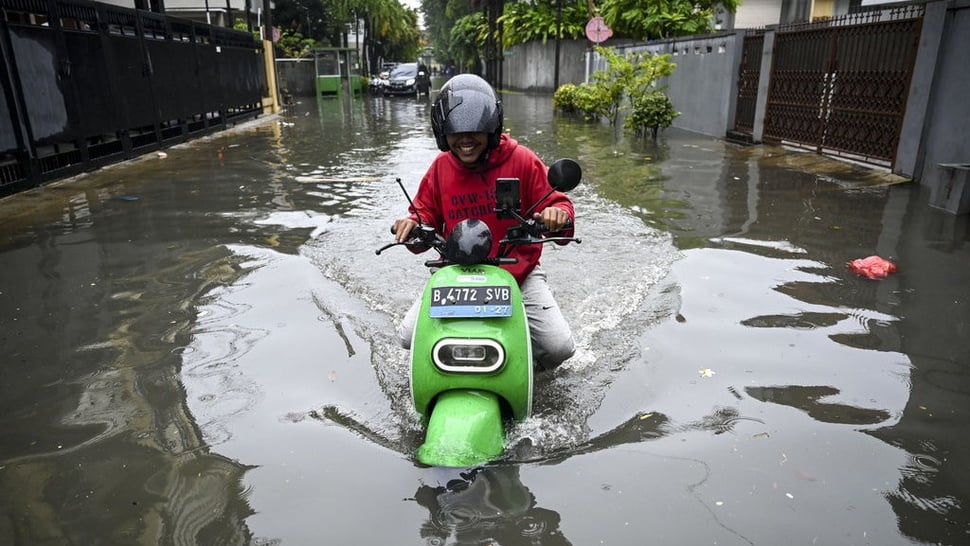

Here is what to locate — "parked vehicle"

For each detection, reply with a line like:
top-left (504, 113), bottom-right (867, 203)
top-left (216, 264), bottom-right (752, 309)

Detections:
top-left (375, 158), bottom-right (583, 467)
top-left (380, 61), bottom-right (398, 78)
top-left (368, 75), bottom-right (387, 93)
top-left (383, 62), bottom-right (431, 98)
top-left (369, 61), bottom-right (399, 93)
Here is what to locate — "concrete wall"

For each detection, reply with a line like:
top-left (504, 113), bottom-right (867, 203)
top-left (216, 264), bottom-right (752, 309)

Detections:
top-left (896, 1), bottom-right (947, 178)
top-left (598, 34), bottom-right (745, 138)
top-left (501, 40), bottom-right (590, 93)
top-left (915, 1), bottom-right (970, 210)
top-left (503, 34), bottom-right (744, 137)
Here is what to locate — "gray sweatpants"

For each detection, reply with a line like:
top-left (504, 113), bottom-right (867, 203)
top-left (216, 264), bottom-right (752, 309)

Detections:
top-left (396, 266), bottom-right (575, 370)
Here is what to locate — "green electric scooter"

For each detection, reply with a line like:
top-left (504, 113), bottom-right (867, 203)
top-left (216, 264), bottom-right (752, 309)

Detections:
top-left (376, 158), bottom-right (582, 467)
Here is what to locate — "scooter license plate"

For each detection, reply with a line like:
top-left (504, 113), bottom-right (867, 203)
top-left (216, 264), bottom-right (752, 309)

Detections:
top-left (428, 285), bottom-right (512, 318)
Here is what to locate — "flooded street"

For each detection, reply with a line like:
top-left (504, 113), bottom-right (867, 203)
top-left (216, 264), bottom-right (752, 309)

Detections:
top-left (1, 90), bottom-right (968, 545)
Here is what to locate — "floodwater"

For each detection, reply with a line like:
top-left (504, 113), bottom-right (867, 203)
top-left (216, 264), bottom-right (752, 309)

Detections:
top-left (1, 89), bottom-right (968, 546)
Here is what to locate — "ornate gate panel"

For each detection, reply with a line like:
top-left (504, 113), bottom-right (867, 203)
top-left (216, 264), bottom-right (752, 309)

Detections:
top-left (763, 28), bottom-right (831, 148)
top-left (733, 31), bottom-right (764, 134)
top-left (763, 7), bottom-right (924, 168)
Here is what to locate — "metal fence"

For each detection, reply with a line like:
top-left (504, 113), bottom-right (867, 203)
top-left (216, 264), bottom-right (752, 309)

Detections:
top-left (0, 0), bottom-right (266, 193)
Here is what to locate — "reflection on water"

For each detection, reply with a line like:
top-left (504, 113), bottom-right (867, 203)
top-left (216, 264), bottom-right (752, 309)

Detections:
top-left (414, 466), bottom-right (572, 546)
top-left (746, 385), bottom-right (892, 425)
top-left (0, 90), bottom-right (967, 545)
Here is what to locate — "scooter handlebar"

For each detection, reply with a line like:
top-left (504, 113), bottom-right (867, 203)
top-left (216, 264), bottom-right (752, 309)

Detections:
top-left (424, 256), bottom-right (517, 267)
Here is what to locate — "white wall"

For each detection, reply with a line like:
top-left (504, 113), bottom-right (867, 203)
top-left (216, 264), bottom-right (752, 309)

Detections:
top-left (96, 0), bottom-right (255, 10)
top-left (733, 0), bottom-right (783, 29)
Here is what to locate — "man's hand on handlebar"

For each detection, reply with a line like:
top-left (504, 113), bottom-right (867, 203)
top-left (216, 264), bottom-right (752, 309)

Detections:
top-left (392, 218), bottom-right (419, 243)
top-left (533, 206), bottom-right (571, 232)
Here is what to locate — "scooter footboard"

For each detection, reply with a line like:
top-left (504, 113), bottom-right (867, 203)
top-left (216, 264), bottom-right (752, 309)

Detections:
top-left (417, 390), bottom-right (505, 467)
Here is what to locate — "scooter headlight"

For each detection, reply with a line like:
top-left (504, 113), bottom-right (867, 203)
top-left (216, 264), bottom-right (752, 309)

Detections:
top-left (432, 338), bottom-right (505, 373)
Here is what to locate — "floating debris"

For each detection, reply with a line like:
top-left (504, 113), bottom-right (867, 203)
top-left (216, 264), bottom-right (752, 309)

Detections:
top-left (295, 176), bottom-right (382, 183)
top-left (847, 255), bottom-right (897, 279)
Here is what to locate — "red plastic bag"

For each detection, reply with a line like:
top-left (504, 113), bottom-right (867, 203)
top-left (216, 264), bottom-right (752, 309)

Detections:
top-left (847, 255), bottom-right (898, 279)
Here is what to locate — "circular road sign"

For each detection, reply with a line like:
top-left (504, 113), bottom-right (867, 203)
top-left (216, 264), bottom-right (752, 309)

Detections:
top-left (585, 17), bottom-right (613, 44)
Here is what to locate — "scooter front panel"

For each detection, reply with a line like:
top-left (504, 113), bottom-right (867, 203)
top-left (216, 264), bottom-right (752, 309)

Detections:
top-left (410, 264), bottom-right (533, 422)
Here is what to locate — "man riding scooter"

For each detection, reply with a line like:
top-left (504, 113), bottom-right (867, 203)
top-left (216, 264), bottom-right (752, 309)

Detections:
top-left (391, 74), bottom-right (577, 372)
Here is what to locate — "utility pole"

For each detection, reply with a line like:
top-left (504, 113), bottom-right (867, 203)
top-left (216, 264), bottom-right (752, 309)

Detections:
top-left (262, 0), bottom-right (272, 41)
top-left (554, 0), bottom-right (562, 89)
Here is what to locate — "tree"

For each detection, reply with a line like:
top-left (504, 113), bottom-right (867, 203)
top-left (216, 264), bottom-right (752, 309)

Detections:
top-left (498, 0), bottom-right (590, 48)
top-left (268, 0), bottom-right (422, 68)
top-left (450, 12), bottom-right (487, 73)
top-left (358, 0), bottom-right (422, 70)
top-left (599, 0), bottom-right (741, 40)
top-left (421, 0), bottom-right (476, 69)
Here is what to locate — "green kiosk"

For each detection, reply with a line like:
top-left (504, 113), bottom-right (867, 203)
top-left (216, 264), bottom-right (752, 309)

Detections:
top-left (314, 48), bottom-right (365, 98)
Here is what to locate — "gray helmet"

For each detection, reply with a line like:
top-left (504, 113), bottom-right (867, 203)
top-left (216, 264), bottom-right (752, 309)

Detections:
top-left (431, 74), bottom-right (503, 152)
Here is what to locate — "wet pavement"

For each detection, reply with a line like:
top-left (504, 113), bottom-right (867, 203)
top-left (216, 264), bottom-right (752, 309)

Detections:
top-left (0, 90), bottom-right (968, 545)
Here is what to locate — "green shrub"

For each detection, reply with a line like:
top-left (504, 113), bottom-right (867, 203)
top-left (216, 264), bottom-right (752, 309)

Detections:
top-left (552, 45), bottom-right (679, 133)
top-left (625, 92), bottom-right (680, 139)
top-left (553, 82), bottom-right (615, 122)
top-left (573, 83), bottom-right (612, 121)
top-left (553, 83), bottom-right (579, 112)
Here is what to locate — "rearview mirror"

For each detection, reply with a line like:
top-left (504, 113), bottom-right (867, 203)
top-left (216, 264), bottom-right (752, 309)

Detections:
top-left (548, 158), bottom-right (582, 192)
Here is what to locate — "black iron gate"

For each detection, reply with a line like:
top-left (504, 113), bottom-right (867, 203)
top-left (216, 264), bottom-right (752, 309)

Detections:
top-left (0, 0), bottom-right (266, 194)
top-left (762, 6), bottom-right (924, 168)
top-left (733, 31), bottom-right (765, 134)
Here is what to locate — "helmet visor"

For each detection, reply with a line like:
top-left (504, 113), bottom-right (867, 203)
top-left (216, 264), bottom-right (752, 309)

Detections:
top-left (435, 87), bottom-right (499, 135)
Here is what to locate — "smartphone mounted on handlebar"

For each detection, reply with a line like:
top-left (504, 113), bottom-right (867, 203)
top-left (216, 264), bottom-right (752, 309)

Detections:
top-left (495, 178), bottom-right (520, 219)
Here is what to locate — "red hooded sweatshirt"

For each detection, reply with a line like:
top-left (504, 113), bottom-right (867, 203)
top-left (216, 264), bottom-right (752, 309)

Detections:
top-left (407, 134), bottom-right (575, 284)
